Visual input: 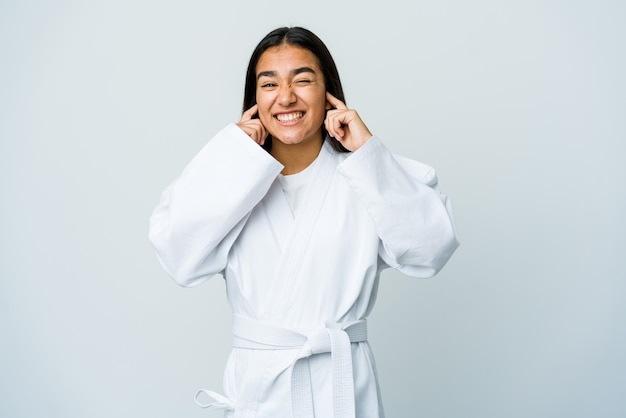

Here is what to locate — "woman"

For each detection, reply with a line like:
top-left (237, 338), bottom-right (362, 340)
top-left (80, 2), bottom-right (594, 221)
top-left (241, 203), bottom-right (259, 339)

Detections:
top-left (149, 26), bottom-right (459, 418)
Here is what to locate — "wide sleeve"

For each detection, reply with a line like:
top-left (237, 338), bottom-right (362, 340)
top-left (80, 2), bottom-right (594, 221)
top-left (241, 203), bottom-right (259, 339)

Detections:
top-left (336, 136), bottom-right (459, 278)
top-left (149, 123), bottom-right (284, 287)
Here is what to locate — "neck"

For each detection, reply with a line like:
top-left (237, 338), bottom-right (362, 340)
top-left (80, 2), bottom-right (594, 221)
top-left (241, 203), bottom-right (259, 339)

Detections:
top-left (271, 136), bottom-right (324, 175)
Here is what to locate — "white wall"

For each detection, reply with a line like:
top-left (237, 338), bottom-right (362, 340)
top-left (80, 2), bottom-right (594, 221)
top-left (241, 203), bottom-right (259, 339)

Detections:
top-left (1, 1), bottom-right (624, 417)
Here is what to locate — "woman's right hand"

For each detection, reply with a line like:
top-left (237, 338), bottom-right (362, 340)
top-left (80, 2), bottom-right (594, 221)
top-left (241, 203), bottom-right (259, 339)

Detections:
top-left (236, 104), bottom-right (268, 145)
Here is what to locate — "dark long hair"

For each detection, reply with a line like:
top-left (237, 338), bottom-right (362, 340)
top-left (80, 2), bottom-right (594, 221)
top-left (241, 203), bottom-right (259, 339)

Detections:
top-left (242, 26), bottom-right (349, 153)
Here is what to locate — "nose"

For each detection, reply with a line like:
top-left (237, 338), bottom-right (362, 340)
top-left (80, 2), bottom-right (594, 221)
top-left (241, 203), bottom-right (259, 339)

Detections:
top-left (277, 83), bottom-right (296, 106)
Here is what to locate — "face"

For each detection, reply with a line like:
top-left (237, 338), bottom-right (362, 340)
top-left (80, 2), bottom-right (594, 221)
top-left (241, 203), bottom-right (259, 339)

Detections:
top-left (255, 45), bottom-right (328, 147)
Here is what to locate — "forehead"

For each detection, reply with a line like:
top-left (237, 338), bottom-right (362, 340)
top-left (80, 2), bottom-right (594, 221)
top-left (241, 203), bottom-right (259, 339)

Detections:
top-left (256, 45), bottom-right (321, 75)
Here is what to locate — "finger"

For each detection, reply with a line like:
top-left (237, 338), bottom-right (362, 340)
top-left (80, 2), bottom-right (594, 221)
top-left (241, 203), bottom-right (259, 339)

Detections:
top-left (325, 111), bottom-right (339, 138)
top-left (325, 92), bottom-right (347, 110)
top-left (240, 104), bottom-right (258, 122)
top-left (255, 121), bottom-right (268, 144)
top-left (248, 129), bottom-right (263, 144)
top-left (237, 119), bottom-right (267, 144)
top-left (249, 122), bottom-right (267, 144)
top-left (324, 110), bottom-right (344, 139)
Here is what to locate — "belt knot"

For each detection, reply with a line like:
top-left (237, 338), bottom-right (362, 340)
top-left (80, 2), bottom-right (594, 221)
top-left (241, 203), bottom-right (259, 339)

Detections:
top-left (197, 315), bottom-right (367, 418)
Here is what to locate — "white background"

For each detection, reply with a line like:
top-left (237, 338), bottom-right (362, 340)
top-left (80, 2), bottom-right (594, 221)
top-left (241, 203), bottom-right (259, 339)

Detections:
top-left (1, 0), bottom-right (625, 417)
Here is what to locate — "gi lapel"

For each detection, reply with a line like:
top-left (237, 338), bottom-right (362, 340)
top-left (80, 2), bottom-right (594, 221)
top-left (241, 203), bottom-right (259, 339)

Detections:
top-left (264, 139), bottom-right (337, 319)
top-left (258, 179), bottom-right (295, 254)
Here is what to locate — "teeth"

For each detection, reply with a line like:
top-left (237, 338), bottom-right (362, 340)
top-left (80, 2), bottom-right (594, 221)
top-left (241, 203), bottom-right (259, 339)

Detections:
top-left (276, 112), bottom-right (303, 122)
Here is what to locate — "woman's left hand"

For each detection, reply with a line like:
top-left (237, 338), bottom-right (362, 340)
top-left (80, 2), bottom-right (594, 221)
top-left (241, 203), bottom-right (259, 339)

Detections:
top-left (324, 92), bottom-right (373, 151)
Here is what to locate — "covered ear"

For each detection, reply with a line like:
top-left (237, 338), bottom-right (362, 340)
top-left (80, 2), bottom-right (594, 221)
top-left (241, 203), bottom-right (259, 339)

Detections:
top-left (325, 99), bottom-right (332, 110)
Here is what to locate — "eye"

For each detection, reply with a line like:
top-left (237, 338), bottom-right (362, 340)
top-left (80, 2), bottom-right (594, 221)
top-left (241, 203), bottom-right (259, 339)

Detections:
top-left (293, 79), bottom-right (312, 86)
top-left (260, 82), bottom-right (278, 88)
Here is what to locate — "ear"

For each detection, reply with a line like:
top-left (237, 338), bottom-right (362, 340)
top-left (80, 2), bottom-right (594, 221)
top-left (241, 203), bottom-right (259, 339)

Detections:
top-left (325, 91), bottom-right (336, 110)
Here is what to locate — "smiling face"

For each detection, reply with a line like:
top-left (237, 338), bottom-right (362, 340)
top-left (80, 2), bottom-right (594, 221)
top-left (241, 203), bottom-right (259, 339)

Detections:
top-left (255, 45), bottom-right (328, 148)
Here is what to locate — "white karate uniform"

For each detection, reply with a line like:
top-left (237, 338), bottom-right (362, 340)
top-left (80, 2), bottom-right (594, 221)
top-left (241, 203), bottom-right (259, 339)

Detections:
top-left (149, 123), bottom-right (459, 417)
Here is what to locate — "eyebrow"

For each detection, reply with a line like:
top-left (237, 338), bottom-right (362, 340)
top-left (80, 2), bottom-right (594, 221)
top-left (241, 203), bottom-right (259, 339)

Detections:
top-left (256, 66), bottom-right (317, 81)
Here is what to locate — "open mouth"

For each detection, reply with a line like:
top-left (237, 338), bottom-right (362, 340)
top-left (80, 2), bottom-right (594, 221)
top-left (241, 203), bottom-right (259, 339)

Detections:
top-left (274, 112), bottom-right (304, 122)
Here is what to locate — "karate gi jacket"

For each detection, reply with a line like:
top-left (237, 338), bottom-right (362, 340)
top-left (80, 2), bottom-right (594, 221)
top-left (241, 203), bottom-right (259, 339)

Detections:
top-left (149, 123), bottom-right (459, 417)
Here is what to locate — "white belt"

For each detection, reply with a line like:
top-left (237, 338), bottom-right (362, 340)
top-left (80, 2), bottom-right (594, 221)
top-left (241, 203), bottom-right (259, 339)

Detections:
top-left (195, 314), bottom-right (368, 417)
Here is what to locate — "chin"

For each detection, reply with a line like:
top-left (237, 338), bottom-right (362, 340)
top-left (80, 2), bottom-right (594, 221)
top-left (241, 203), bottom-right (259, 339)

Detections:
top-left (272, 128), bottom-right (322, 146)
top-left (272, 136), bottom-right (303, 146)
top-left (270, 130), bottom-right (303, 144)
